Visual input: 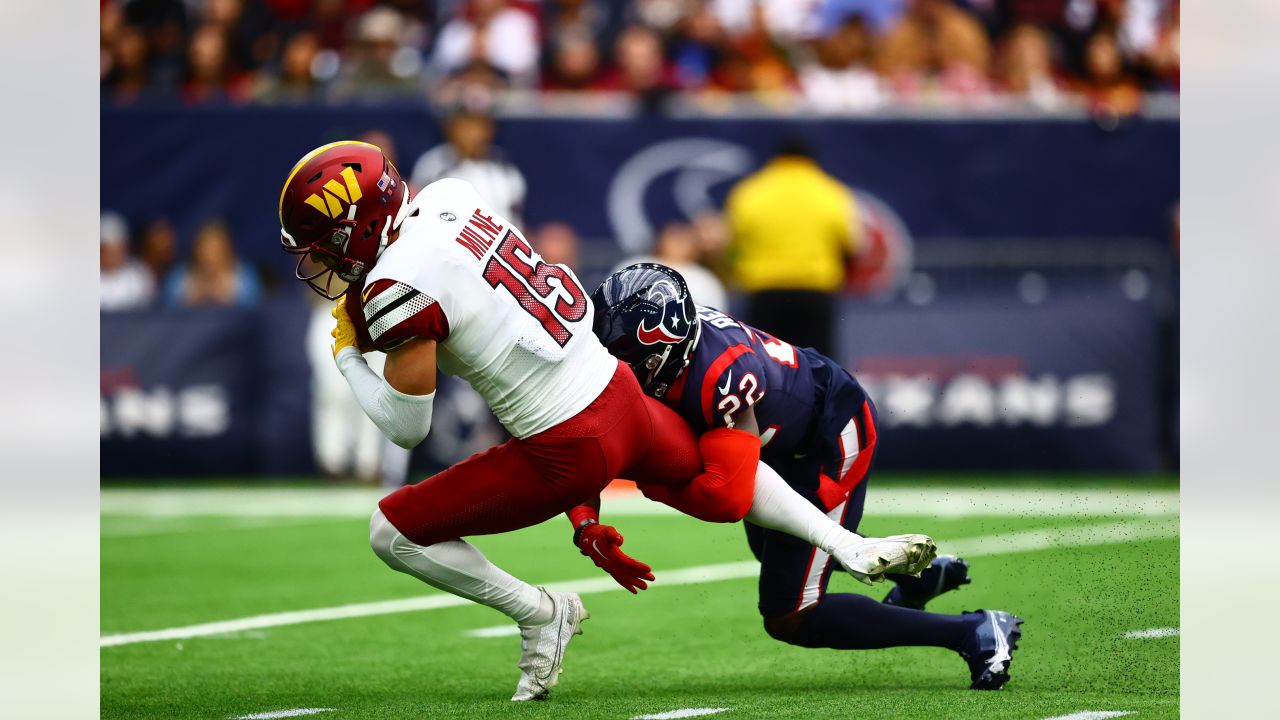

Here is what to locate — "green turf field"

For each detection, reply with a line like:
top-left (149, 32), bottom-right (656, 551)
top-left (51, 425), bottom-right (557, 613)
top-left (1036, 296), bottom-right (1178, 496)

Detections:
top-left (101, 480), bottom-right (1178, 720)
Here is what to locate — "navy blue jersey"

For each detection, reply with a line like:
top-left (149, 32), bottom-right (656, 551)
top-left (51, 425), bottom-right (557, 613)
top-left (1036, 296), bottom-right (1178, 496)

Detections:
top-left (664, 307), bottom-right (875, 511)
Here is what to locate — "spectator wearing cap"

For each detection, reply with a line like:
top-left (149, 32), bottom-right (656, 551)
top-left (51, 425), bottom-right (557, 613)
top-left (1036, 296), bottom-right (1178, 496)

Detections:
top-left (722, 138), bottom-right (860, 356)
top-left (101, 213), bottom-right (156, 312)
top-left (410, 98), bottom-right (528, 223)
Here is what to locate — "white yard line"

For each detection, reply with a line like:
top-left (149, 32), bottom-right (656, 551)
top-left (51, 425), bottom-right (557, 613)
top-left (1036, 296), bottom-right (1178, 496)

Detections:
top-left (632, 709), bottom-right (731, 720)
top-left (100, 518), bottom-right (1175, 648)
top-left (1123, 627), bottom-right (1178, 639)
top-left (100, 486), bottom-right (1177, 519)
top-left (1044, 707), bottom-right (1136, 712)
top-left (229, 709), bottom-right (335, 720)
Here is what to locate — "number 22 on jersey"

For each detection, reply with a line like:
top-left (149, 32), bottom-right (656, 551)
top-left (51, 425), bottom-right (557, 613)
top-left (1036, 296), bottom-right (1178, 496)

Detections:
top-left (482, 230), bottom-right (588, 347)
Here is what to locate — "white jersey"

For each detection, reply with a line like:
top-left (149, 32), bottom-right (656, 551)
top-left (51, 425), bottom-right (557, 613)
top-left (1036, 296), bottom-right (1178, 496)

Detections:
top-left (358, 178), bottom-right (617, 439)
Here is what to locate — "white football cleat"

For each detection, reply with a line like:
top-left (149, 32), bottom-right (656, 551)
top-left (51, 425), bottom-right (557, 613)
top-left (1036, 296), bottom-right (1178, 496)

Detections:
top-left (830, 533), bottom-right (938, 585)
top-left (510, 589), bottom-right (588, 701)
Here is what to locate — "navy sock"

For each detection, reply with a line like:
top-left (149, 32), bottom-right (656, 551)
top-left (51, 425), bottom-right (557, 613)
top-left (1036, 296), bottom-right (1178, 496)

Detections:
top-left (784, 593), bottom-right (973, 651)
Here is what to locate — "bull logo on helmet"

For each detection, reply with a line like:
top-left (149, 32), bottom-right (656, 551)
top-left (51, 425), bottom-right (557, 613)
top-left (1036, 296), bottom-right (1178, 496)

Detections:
top-left (636, 279), bottom-right (687, 345)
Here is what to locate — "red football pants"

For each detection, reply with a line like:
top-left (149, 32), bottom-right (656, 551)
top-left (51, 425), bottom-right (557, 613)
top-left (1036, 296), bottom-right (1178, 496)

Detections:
top-left (380, 361), bottom-right (709, 546)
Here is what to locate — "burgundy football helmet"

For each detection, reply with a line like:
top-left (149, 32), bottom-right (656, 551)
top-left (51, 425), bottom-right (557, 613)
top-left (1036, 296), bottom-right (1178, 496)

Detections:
top-left (278, 141), bottom-right (411, 298)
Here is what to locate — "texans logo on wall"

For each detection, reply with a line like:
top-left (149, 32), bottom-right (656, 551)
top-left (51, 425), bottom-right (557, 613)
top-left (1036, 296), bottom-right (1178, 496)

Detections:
top-left (606, 138), bottom-right (914, 298)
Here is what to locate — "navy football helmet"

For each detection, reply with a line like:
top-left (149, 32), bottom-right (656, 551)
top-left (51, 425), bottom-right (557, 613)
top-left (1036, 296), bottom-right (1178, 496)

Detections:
top-left (591, 263), bottom-right (701, 398)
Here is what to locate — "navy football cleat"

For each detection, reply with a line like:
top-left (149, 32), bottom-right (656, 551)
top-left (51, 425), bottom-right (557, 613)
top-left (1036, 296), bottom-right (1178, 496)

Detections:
top-left (883, 555), bottom-right (972, 609)
top-left (958, 610), bottom-right (1024, 690)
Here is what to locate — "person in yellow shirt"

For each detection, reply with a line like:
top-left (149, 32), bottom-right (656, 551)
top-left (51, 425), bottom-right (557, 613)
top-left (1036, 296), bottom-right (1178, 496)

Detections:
top-left (724, 138), bottom-right (859, 356)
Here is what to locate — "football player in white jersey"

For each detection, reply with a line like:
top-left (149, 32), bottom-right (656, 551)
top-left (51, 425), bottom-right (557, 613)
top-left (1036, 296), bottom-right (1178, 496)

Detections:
top-left (277, 141), bottom-right (936, 701)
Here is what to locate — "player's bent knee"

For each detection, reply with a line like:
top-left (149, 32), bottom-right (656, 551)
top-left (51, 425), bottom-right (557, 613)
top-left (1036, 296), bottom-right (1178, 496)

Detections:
top-left (369, 508), bottom-right (400, 567)
top-left (762, 611), bottom-right (807, 644)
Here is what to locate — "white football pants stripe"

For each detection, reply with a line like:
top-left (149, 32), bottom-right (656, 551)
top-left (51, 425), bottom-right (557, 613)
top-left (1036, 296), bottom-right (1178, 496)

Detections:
top-left (836, 416), bottom-right (861, 482)
top-left (796, 501), bottom-right (850, 611)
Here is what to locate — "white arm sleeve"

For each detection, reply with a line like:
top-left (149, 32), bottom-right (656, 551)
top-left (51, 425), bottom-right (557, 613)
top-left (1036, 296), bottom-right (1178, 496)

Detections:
top-left (335, 346), bottom-right (435, 449)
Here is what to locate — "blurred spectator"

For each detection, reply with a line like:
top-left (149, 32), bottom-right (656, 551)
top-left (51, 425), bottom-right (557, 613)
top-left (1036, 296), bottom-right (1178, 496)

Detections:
top-left (710, 0), bottom-right (820, 42)
top-left (411, 97), bottom-right (527, 222)
top-left (359, 128), bottom-right (400, 165)
top-left (101, 213), bottom-right (156, 312)
top-left (121, 0), bottom-right (189, 91)
top-left (691, 210), bottom-right (730, 270)
top-left (799, 15), bottom-right (884, 112)
top-left (99, 0), bottom-right (1176, 107)
top-left (543, 28), bottom-right (604, 91)
top-left (1077, 30), bottom-right (1142, 115)
top-left (723, 138), bottom-right (860, 356)
top-left (102, 23), bottom-right (154, 102)
top-left (597, 25), bottom-right (679, 108)
top-left (1130, 0), bottom-right (1178, 90)
top-left (878, 0), bottom-right (992, 97)
top-left (708, 4), bottom-right (796, 95)
top-left (137, 219), bottom-right (178, 290)
top-left (253, 31), bottom-right (324, 102)
top-left (819, 0), bottom-right (907, 36)
top-left (545, 0), bottom-right (623, 50)
top-left (997, 23), bottom-right (1066, 108)
top-left (435, 58), bottom-right (512, 102)
top-left (532, 222), bottom-right (581, 270)
top-left (622, 221), bottom-right (729, 310)
top-left (670, 1), bottom-right (727, 91)
top-left (433, 0), bottom-right (539, 87)
top-left (164, 221), bottom-right (262, 307)
top-left (184, 24), bottom-right (250, 103)
top-left (330, 6), bottom-right (427, 100)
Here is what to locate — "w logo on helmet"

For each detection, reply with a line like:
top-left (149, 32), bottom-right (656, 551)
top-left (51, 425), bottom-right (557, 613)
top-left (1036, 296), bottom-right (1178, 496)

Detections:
top-left (304, 166), bottom-right (364, 218)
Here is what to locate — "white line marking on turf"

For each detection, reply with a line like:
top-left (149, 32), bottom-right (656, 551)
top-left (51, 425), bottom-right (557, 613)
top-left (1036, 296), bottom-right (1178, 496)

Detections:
top-left (1123, 627), bottom-right (1178, 639)
top-left (100, 486), bottom-right (1178, 519)
top-left (464, 625), bottom-right (521, 638)
top-left (229, 709), bottom-right (335, 720)
top-left (632, 708), bottom-right (731, 720)
top-left (1044, 707), bottom-right (1136, 712)
top-left (100, 518), bottom-right (1175, 648)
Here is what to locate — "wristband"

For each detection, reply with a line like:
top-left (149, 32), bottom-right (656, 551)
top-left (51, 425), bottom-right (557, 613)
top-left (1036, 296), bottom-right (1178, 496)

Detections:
top-left (572, 518), bottom-right (598, 547)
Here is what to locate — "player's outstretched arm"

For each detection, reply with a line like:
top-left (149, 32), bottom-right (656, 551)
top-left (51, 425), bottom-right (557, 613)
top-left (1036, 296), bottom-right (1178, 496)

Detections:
top-left (566, 498), bottom-right (654, 593)
top-left (332, 298), bottom-right (438, 449)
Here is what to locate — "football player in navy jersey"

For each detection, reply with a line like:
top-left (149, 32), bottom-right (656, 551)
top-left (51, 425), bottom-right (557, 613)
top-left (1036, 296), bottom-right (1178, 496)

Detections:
top-left (572, 263), bottom-right (1025, 691)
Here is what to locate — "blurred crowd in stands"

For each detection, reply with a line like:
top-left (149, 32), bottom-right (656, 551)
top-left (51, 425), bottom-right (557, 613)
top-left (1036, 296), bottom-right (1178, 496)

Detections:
top-left (102, 0), bottom-right (1179, 114)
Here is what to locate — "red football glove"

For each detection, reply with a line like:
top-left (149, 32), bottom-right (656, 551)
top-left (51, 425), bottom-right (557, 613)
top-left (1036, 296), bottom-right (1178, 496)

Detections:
top-left (574, 520), bottom-right (655, 594)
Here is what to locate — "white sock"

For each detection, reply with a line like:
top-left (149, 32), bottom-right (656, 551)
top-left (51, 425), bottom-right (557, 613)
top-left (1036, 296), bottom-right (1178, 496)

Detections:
top-left (744, 461), bottom-right (858, 553)
top-left (369, 510), bottom-right (555, 625)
